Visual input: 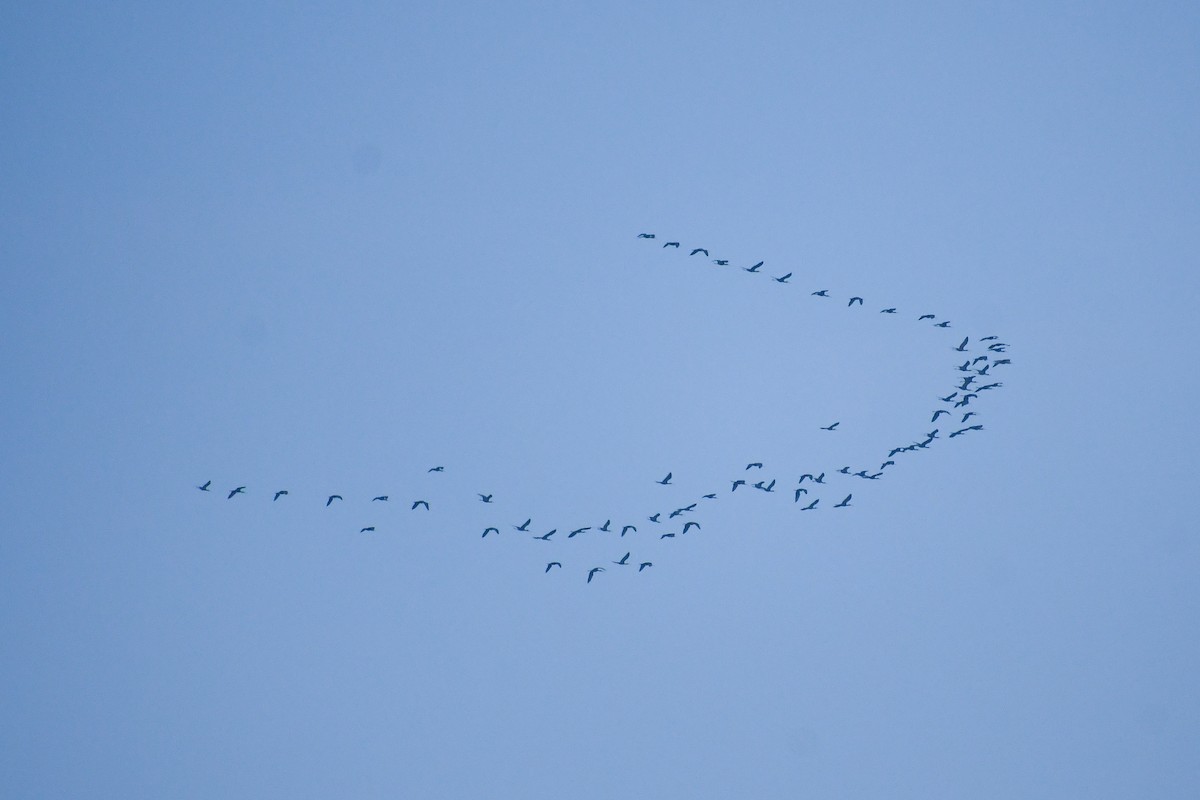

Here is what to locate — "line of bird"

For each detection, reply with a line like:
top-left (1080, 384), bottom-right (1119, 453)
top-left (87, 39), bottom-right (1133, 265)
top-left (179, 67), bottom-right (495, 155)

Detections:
top-left (192, 233), bottom-right (1011, 583)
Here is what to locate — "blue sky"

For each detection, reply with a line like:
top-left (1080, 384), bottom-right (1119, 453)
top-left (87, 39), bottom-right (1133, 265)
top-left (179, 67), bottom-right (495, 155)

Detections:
top-left (2, 2), bottom-right (1198, 797)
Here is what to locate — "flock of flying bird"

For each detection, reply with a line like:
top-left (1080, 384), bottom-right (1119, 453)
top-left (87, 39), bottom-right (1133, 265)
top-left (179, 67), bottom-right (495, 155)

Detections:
top-left (195, 233), bottom-right (1011, 582)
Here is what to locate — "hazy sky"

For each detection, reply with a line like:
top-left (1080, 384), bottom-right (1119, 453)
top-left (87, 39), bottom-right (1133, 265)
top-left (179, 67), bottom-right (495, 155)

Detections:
top-left (2, 2), bottom-right (1198, 798)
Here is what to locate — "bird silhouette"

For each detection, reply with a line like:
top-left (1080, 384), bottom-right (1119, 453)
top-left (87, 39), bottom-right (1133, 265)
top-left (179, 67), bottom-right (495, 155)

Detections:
top-left (834, 494), bottom-right (852, 508)
top-left (648, 513), bottom-right (661, 523)
top-left (981, 335), bottom-right (998, 341)
top-left (360, 527), bottom-right (375, 533)
top-left (731, 479), bottom-right (746, 492)
top-left (682, 521), bottom-right (700, 533)
top-left (813, 473), bottom-right (826, 484)
top-left (427, 466), bottom-right (444, 472)
top-left (198, 481), bottom-right (211, 492)
top-left (411, 500), bottom-right (429, 510)
top-left (931, 409), bottom-right (949, 422)
top-left (746, 462), bottom-right (763, 470)
top-left (812, 289), bottom-right (830, 297)
top-left (794, 488), bottom-right (809, 502)
top-left (326, 495), bottom-right (342, 507)
top-left (568, 527), bottom-right (590, 538)
top-left (958, 376), bottom-right (976, 390)
top-left (848, 296), bottom-right (863, 306)
top-left (955, 337), bottom-right (969, 351)
top-left (614, 552), bottom-right (631, 565)
top-left (372, 495), bottom-right (388, 502)
top-left (690, 248), bottom-right (709, 256)
top-left (935, 320), bottom-right (951, 328)
top-left (660, 533), bottom-right (675, 539)
top-left (587, 567), bottom-right (605, 583)
top-left (482, 527), bottom-right (499, 538)
top-left (821, 422), bottom-right (840, 431)
top-left (753, 479), bottom-right (776, 492)
top-left (545, 562), bottom-right (562, 572)
top-left (745, 261), bottom-right (764, 272)
top-left (774, 273), bottom-right (792, 283)
top-left (638, 562), bottom-right (653, 572)
top-left (664, 242), bottom-right (680, 248)
top-left (478, 493), bottom-right (493, 503)
top-left (656, 472), bottom-right (672, 485)
top-left (713, 259), bottom-right (729, 265)
top-left (880, 308), bottom-right (897, 314)
top-left (702, 493), bottom-right (717, 499)
top-left (919, 314), bottom-right (935, 321)
top-left (620, 525), bottom-right (637, 537)
top-left (940, 392), bottom-right (958, 402)
top-left (961, 412), bottom-right (977, 422)
top-left (533, 529), bottom-right (556, 541)
top-left (514, 518), bottom-right (532, 531)
top-left (227, 486), bottom-right (246, 499)
top-left (801, 498), bottom-right (819, 510)
top-left (880, 460), bottom-right (895, 470)
top-left (598, 520), bottom-right (612, 532)
top-left (637, 233), bottom-right (655, 238)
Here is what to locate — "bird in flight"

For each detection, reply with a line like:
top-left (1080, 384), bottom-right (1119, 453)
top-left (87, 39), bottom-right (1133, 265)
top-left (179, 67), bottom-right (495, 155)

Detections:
top-left (587, 567), bottom-right (605, 583)
top-left (637, 233), bottom-right (655, 238)
top-left (427, 466), bottom-right (444, 472)
top-left (820, 422), bottom-right (840, 431)
top-left (568, 527), bottom-right (591, 538)
top-left (326, 495), bottom-right (342, 507)
top-left (664, 241), bottom-right (680, 248)
top-left (880, 308), bottom-right (897, 314)
top-left (931, 409), bottom-right (949, 422)
top-left (690, 248), bottom-right (709, 256)
top-left (812, 289), bottom-right (830, 297)
top-left (638, 562), bottom-right (653, 572)
top-left (478, 493), bottom-right (494, 503)
top-left (371, 495), bottom-right (388, 502)
top-left (713, 259), bottom-right (729, 265)
top-left (656, 472), bottom-right (673, 485)
top-left (647, 513), bottom-right (661, 523)
top-left (753, 479), bottom-right (776, 492)
top-left (411, 500), bottom-right (429, 510)
top-left (746, 462), bottom-right (763, 470)
top-left (702, 493), bottom-right (717, 499)
top-left (794, 487), bottom-right (809, 502)
top-left (682, 521), bottom-right (700, 534)
top-left (918, 314), bottom-right (935, 321)
top-left (834, 494), bottom-right (852, 508)
top-left (227, 486), bottom-right (246, 499)
top-left (744, 261), bottom-right (764, 272)
top-left (598, 520), bottom-right (612, 532)
top-left (360, 526), bottom-right (375, 533)
top-left (274, 490), bottom-right (288, 501)
top-left (620, 525), bottom-right (637, 537)
top-left (533, 529), bottom-right (556, 541)
top-left (848, 297), bottom-right (864, 306)
top-left (482, 527), bottom-right (499, 538)
top-left (774, 273), bottom-right (792, 283)
top-left (731, 479), bottom-right (746, 491)
top-left (955, 337), bottom-right (969, 352)
top-left (801, 498), bottom-right (819, 510)
top-left (198, 481), bottom-right (212, 492)
top-left (660, 532), bottom-right (675, 539)
top-left (514, 518), bottom-right (532, 531)
top-left (613, 552), bottom-right (631, 566)
top-left (948, 425), bottom-right (984, 438)
top-left (545, 562), bottom-right (562, 572)
top-left (935, 321), bottom-right (952, 328)
top-left (961, 412), bottom-right (977, 422)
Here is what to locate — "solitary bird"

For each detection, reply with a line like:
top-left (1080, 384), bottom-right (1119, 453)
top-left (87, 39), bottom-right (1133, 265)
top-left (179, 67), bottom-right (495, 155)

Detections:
top-left (533, 529), bottom-right (556, 541)
top-left (812, 289), bottom-right (830, 297)
top-left (713, 259), bottom-right (729, 265)
top-left (273, 490), bottom-right (289, 501)
top-left (746, 462), bottom-right (763, 470)
top-left (545, 562), bottom-right (562, 572)
top-left (478, 493), bottom-right (493, 503)
top-left (745, 261), bottom-right (764, 272)
top-left (801, 498), bottom-right (819, 510)
top-left (838, 466), bottom-right (852, 474)
top-left (919, 314), bottom-right (935, 321)
top-left (690, 248), bottom-right (709, 256)
top-left (664, 242), bottom-right (680, 248)
top-left (880, 308), bottom-right (897, 314)
top-left (198, 481), bottom-right (212, 492)
top-left (620, 525), bottom-right (637, 537)
top-left (227, 486), bottom-right (246, 499)
top-left (411, 500), bottom-right (430, 510)
top-left (935, 321), bottom-right (952, 328)
top-left (731, 479), bottom-right (746, 492)
top-left (660, 533), bottom-right (676, 539)
top-left (648, 513), bottom-right (661, 523)
top-left (482, 527), bottom-right (499, 538)
top-left (955, 337), bottom-right (969, 352)
top-left (656, 472), bottom-right (673, 485)
top-left (587, 567), bottom-right (605, 584)
top-left (821, 422), bottom-right (840, 431)
top-left (638, 562), bottom-right (653, 572)
top-left (834, 494), bottom-right (852, 508)
top-left (427, 466), bottom-right (444, 472)
top-left (774, 273), bottom-right (792, 283)
top-left (372, 495), bottom-right (388, 502)
top-left (682, 521), bottom-right (700, 534)
top-left (514, 518), bottom-right (532, 531)
top-left (360, 527), bottom-right (375, 533)
top-left (848, 296), bottom-right (864, 306)
top-left (598, 520), bottom-right (612, 532)
top-left (326, 495), bottom-right (342, 507)
top-left (614, 552), bottom-right (631, 565)
top-left (637, 233), bottom-right (655, 238)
